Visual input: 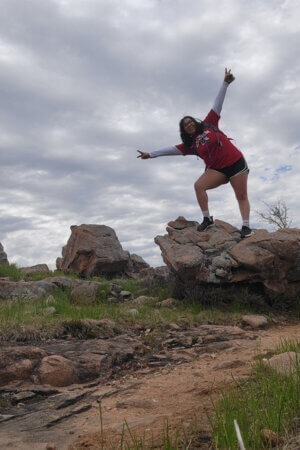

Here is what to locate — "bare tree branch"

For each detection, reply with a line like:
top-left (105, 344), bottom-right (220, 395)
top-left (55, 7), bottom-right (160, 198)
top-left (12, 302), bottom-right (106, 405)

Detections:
top-left (256, 200), bottom-right (292, 229)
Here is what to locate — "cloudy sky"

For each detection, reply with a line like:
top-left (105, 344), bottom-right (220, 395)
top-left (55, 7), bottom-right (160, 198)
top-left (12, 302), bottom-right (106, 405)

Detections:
top-left (0, 0), bottom-right (299, 269)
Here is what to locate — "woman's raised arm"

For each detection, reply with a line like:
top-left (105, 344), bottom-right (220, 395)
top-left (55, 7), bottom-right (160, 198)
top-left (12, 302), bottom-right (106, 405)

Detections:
top-left (212, 68), bottom-right (235, 116)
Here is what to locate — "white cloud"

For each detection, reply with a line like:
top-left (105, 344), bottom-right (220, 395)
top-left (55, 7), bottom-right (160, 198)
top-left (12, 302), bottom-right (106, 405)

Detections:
top-left (0, 0), bottom-right (299, 269)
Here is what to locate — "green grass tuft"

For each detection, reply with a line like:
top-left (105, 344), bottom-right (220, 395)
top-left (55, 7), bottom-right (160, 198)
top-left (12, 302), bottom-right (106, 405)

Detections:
top-left (208, 339), bottom-right (300, 449)
top-left (0, 263), bottom-right (22, 281)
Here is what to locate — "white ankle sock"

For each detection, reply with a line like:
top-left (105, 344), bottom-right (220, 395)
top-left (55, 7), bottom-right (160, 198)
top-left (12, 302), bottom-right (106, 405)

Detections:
top-left (243, 220), bottom-right (250, 227)
top-left (202, 210), bottom-right (210, 218)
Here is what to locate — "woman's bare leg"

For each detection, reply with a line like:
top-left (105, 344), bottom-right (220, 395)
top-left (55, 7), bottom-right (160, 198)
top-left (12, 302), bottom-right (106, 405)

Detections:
top-left (194, 169), bottom-right (227, 212)
top-left (229, 171), bottom-right (250, 221)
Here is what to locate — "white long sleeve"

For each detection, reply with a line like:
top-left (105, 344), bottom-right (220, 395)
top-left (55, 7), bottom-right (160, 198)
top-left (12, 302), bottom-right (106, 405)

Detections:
top-left (212, 81), bottom-right (229, 116)
top-left (149, 146), bottom-right (182, 158)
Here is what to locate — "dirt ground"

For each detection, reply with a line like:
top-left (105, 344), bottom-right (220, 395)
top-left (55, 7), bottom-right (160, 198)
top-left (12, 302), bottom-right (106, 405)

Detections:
top-left (1, 323), bottom-right (299, 450)
top-left (69, 323), bottom-right (300, 450)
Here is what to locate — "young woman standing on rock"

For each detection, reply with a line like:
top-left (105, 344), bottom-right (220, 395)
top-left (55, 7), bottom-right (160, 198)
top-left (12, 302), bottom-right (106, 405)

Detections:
top-left (137, 69), bottom-right (253, 238)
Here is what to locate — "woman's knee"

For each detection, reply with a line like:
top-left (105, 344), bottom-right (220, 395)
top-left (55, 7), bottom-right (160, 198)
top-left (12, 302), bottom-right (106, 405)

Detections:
top-left (194, 180), bottom-right (205, 193)
top-left (235, 191), bottom-right (248, 201)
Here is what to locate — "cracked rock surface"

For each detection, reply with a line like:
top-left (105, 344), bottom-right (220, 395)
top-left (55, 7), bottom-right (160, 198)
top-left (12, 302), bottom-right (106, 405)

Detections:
top-left (155, 217), bottom-right (300, 295)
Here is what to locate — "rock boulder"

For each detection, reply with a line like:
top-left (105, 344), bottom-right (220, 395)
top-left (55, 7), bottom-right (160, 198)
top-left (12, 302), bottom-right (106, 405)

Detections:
top-left (56, 224), bottom-right (130, 277)
top-left (0, 346), bottom-right (47, 385)
top-left (155, 217), bottom-right (300, 296)
top-left (0, 242), bottom-right (8, 265)
top-left (38, 355), bottom-right (76, 387)
top-left (20, 264), bottom-right (50, 275)
top-left (125, 252), bottom-right (150, 275)
top-left (139, 266), bottom-right (171, 283)
top-left (0, 280), bottom-right (57, 301)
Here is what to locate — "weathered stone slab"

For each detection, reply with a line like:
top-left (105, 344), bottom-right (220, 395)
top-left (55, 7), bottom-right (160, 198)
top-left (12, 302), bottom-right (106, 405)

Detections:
top-left (0, 280), bottom-right (56, 301)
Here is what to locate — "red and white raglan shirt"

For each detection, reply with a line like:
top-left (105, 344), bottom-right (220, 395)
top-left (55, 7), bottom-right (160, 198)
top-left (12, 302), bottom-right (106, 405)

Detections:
top-left (149, 81), bottom-right (243, 169)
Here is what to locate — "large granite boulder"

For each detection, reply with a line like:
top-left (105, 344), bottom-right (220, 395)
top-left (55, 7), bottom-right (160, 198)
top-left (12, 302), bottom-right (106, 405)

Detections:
top-left (0, 242), bottom-right (8, 265)
top-left (57, 224), bottom-right (130, 278)
top-left (154, 217), bottom-right (300, 296)
top-left (125, 252), bottom-right (150, 276)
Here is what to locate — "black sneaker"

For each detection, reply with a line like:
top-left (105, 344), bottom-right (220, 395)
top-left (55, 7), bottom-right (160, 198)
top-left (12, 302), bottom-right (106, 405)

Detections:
top-left (241, 225), bottom-right (254, 238)
top-left (197, 216), bottom-right (214, 232)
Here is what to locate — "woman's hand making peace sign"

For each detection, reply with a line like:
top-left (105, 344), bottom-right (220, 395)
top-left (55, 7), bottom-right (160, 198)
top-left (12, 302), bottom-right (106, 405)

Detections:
top-left (224, 68), bottom-right (235, 84)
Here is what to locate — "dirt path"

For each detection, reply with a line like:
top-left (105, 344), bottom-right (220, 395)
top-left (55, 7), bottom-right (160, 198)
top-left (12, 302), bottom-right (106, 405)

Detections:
top-left (2, 323), bottom-right (299, 450)
top-left (72, 323), bottom-right (300, 449)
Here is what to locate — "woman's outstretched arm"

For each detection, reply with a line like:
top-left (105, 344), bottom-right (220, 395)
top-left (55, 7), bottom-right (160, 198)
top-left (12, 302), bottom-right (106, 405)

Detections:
top-left (137, 146), bottom-right (182, 159)
top-left (212, 68), bottom-right (235, 116)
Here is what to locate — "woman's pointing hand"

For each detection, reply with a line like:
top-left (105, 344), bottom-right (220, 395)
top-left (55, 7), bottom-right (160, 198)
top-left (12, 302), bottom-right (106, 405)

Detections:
top-left (137, 150), bottom-right (150, 159)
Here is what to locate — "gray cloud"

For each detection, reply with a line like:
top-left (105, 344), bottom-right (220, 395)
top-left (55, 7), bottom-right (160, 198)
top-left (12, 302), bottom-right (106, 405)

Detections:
top-left (0, 0), bottom-right (299, 268)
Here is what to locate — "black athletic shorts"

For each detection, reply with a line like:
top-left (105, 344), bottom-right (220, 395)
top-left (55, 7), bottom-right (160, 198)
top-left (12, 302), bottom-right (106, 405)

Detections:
top-left (211, 156), bottom-right (249, 180)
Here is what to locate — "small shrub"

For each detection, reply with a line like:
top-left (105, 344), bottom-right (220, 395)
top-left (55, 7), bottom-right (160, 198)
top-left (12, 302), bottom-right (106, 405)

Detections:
top-left (0, 263), bottom-right (22, 281)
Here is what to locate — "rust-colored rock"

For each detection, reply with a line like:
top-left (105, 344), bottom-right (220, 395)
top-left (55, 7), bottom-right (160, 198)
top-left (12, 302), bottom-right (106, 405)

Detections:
top-left (38, 355), bottom-right (76, 387)
top-left (242, 315), bottom-right (268, 328)
top-left (0, 346), bottom-right (47, 385)
top-left (154, 217), bottom-right (300, 295)
top-left (261, 429), bottom-right (283, 447)
top-left (57, 224), bottom-right (129, 277)
top-left (156, 298), bottom-right (177, 308)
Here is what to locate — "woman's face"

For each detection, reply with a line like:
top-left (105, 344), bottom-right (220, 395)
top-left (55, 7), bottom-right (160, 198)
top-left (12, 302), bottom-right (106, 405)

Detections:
top-left (183, 117), bottom-right (196, 135)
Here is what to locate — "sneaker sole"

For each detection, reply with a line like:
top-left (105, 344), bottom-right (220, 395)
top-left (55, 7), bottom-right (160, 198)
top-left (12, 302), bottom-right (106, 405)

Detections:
top-left (197, 223), bottom-right (214, 232)
top-left (241, 231), bottom-right (254, 238)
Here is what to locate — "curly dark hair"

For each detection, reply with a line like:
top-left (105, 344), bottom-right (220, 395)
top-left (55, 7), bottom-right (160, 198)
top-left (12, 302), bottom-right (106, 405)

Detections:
top-left (179, 116), bottom-right (204, 147)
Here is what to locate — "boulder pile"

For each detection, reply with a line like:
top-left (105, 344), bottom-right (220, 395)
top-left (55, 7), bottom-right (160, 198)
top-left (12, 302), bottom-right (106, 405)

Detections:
top-left (56, 224), bottom-right (149, 278)
top-left (155, 217), bottom-right (300, 296)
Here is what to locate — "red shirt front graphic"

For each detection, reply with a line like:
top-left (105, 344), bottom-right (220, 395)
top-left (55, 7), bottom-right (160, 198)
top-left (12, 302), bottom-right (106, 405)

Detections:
top-left (176, 110), bottom-right (242, 169)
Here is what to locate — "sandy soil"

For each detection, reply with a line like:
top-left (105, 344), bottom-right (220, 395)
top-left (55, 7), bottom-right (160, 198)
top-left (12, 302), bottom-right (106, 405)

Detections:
top-left (68, 323), bottom-right (300, 450)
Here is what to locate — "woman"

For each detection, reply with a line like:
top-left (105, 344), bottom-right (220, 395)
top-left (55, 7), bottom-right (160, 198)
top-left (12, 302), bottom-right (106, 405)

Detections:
top-left (137, 69), bottom-right (253, 238)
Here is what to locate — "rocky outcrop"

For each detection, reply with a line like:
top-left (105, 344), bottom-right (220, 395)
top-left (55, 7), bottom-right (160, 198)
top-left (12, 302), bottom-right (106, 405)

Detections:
top-left (56, 224), bottom-right (151, 278)
top-left (125, 253), bottom-right (150, 275)
top-left (0, 277), bottom-right (133, 303)
top-left (0, 346), bottom-right (47, 385)
top-left (139, 266), bottom-right (171, 283)
top-left (70, 280), bottom-right (106, 304)
top-left (0, 336), bottom-right (141, 387)
top-left (155, 217), bottom-right (300, 295)
top-left (57, 225), bottom-right (131, 278)
top-left (0, 280), bottom-right (57, 301)
top-left (20, 264), bottom-right (50, 275)
top-left (42, 276), bottom-right (74, 289)
top-left (0, 243), bottom-right (8, 265)
top-left (0, 324), bottom-right (255, 388)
